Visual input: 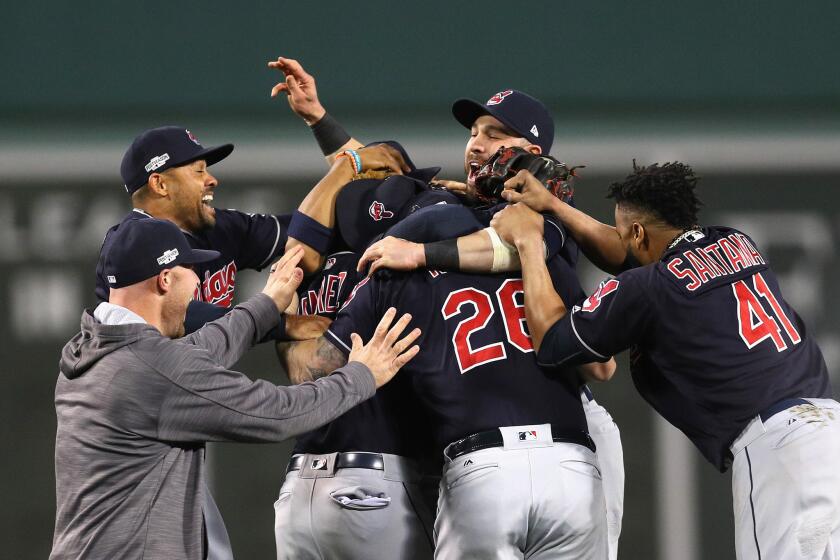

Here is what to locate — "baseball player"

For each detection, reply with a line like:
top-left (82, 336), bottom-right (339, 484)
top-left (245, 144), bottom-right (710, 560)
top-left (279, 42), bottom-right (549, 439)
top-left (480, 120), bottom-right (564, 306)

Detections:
top-left (95, 126), bottom-right (299, 334)
top-left (494, 161), bottom-right (840, 559)
top-left (320, 257), bottom-right (613, 559)
top-left (272, 159), bottom-right (467, 560)
top-left (274, 249), bottom-right (436, 560)
top-left (344, 96), bottom-right (625, 558)
top-left (97, 125), bottom-right (398, 339)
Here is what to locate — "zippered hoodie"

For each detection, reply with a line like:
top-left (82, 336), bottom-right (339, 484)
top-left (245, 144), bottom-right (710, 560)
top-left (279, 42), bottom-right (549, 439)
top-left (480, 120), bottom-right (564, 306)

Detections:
top-left (51, 294), bottom-right (375, 559)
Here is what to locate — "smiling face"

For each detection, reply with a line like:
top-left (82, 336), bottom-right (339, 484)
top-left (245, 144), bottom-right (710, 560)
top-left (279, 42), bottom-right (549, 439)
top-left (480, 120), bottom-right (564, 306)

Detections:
top-left (159, 159), bottom-right (218, 233)
top-left (464, 115), bottom-right (538, 188)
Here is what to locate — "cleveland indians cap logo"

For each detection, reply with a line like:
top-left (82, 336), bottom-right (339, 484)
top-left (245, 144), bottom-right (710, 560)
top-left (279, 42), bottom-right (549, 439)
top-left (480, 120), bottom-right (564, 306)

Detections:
top-left (185, 129), bottom-right (202, 146)
top-left (486, 90), bottom-right (514, 106)
top-left (368, 201), bottom-right (394, 221)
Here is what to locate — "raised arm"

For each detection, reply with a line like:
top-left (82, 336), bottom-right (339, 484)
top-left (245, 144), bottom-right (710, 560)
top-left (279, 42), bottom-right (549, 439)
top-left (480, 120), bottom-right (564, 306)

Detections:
top-left (268, 56), bottom-right (363, 163)
top-left (502, 170), bottom-right (627, 275)
top-left (285, 144), bottom-right (410, 274)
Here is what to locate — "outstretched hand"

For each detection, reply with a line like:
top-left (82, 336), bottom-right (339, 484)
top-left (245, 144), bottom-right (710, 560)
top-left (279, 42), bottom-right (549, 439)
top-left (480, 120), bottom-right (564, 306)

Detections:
top-left (262, 245), bottom-right (305, 312)
top-left (348, 308), bottom-right (421, 388)
top-left (356, 144), bottom-right (411, 175)
top-left (357, 236), bottom-right (425, 276)
top-left (268, 56), bottom-right (326, 125)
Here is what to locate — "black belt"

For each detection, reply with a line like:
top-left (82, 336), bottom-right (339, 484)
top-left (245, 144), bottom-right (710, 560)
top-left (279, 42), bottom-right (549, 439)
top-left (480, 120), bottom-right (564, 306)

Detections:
top-left (286, 452), bottom-right (384, 474)
top-left (759, 398), bottom-right (811, 423)
top-left (447, 426), bottom-right (596, 460)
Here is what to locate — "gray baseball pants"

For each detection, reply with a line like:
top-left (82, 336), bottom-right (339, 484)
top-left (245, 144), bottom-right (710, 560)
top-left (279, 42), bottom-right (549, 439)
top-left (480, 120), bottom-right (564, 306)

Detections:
top-left (274, 452), bottom-right (434, 560)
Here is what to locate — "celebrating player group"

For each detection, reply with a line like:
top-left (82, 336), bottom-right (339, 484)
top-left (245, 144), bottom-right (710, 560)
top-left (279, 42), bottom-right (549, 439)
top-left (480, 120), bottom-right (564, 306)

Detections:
top-left (50, 55), bottom-right (840, 560)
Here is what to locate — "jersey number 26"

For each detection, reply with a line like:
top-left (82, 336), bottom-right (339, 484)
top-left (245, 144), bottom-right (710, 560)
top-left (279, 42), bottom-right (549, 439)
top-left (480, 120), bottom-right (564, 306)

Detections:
top-left (441, 279), bottom-right (531, 374)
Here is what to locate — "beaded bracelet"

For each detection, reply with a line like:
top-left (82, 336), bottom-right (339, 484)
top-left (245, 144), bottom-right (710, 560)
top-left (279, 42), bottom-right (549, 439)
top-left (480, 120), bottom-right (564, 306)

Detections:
top-left (337, 149), bottom-right (362, 174)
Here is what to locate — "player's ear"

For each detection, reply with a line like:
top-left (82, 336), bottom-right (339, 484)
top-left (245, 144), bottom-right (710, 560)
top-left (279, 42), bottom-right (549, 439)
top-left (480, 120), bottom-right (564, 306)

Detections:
top-left (156, 269), bottom-right (173, 294)
top-left (525, 144), bottom-right (542, 156)
top-left (632, 222), bottom-right (647, 250)
top-left (147, 173), bottom-right (169, 197)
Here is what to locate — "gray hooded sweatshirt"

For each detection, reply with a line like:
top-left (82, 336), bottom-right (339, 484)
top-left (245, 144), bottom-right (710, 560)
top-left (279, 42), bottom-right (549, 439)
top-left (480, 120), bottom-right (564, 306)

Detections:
top-left (51, 294), bottom-right (375, 559)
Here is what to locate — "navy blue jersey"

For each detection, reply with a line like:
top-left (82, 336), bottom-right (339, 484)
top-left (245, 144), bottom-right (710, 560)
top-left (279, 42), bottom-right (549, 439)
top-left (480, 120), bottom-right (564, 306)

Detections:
top-left (95, 208), bottom-right (290, 306)
top-left (537, 226), bottom-right (832, 471)
top-left (326, 257), bottom-right (589, 456)
top-left (292, 251), bottom-right (431, 458)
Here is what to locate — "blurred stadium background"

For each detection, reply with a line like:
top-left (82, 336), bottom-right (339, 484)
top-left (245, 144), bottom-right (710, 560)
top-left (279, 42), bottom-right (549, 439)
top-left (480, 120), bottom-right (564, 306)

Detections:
top-left (2, 2), bottom-right (839, 558)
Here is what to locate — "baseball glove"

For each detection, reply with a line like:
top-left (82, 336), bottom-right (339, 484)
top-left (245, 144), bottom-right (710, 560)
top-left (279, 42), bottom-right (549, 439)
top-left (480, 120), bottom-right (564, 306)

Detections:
top-left (474, 146), bottom-right (580, 204)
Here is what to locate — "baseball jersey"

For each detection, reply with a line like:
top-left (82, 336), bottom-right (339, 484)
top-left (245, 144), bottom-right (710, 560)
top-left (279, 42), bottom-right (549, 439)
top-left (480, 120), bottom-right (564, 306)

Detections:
top-left (537, 226), bottom-right (832, 471)
top-left (95, 208), bottom-right (290, 306)
top-left (326, 257), bottom-right (589, 455)
top-left (292, 251), bottom-right (430, 457)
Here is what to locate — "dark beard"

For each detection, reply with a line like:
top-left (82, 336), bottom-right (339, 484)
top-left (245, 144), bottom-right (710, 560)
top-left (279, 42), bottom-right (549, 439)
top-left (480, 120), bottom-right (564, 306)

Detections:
top-left (620, 249), bottom-right (643, 272)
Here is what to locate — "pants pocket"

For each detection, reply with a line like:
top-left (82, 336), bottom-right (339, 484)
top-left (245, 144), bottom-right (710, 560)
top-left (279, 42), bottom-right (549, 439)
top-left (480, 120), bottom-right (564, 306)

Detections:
top-left (444, 462), bottom-right (500, 490)
top-left (559, 459), bottom-right (602, 480)
top-left (329, 485), bottom-right (392, 510)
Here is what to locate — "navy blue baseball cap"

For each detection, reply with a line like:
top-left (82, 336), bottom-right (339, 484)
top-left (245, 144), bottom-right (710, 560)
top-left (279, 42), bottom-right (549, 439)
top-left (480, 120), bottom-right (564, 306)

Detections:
top-left (120, 126), bottom-right (234, 195)
top-left (452, 90), bottom-right (554, 154)
top-left (364, 140), bottom-right (441, 183)
top-left (335, 175), bottom-right (458, 252)
top-left (104, 218), bottom-right (220, 288)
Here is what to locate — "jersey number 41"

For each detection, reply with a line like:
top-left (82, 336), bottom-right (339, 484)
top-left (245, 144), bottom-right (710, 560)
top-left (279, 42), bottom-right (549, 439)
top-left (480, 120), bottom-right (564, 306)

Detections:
top-left (733, 272), bottom-right (801, 352)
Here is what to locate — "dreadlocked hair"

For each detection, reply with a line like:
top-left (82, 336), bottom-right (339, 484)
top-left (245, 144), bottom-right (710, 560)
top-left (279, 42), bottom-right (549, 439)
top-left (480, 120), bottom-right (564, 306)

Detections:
top-left (607, 160), bottom-right (702, 229)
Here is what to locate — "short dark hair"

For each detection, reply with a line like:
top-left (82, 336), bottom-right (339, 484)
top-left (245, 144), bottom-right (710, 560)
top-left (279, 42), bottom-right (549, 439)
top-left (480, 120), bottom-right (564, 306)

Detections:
top-left (607, 161), bottom-right (702, 229)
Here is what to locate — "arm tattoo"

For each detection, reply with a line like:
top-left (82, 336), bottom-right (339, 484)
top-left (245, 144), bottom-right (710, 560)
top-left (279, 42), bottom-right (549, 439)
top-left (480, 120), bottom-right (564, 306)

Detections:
top-left (284, 336), bottom-right (348, 384)
top-left (305, 337), bottom-right (347, 381)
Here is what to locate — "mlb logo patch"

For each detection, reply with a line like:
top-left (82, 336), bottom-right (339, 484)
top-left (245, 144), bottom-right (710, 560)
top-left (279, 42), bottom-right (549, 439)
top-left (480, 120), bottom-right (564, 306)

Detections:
top-left (324, 257), bottom-right (336, 270)
top-left (487, 90), bottom-right (514, 106)
top-left (518, 430), bottom-right (538, 441)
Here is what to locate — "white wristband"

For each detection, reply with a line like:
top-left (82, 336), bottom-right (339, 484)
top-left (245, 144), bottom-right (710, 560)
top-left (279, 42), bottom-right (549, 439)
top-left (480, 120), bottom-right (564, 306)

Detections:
top-left (485, 227), bottom-right (518, 272)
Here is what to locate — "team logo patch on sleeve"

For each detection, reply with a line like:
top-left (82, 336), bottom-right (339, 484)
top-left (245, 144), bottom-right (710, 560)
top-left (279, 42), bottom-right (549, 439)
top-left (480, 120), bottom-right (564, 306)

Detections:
top-left (368, 201), bottom-right (394, 221)
top-left (581, 278), bottom-right (620, 313)
top-left (487, 90), bottom-right (513, 105)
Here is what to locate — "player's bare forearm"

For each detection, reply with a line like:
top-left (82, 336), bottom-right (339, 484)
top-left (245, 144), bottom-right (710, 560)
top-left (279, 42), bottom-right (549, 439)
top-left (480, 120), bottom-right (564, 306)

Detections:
top-left (421, 230), bottom-right (525, 273)
top-left (577, 358), bottom-right (616, 383)
top-left (516, 235), bottom-right (567, 352)
top-left (286, 158), bottom-right (355, 273)
top-left (456, 230), bottom-right (501, 271)
top-left (549, 198), bottom-right (625, 275)
top-left (283, 314), bottom-right (332, 341)
top-left (276, 336), bottom-right (348, 385)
